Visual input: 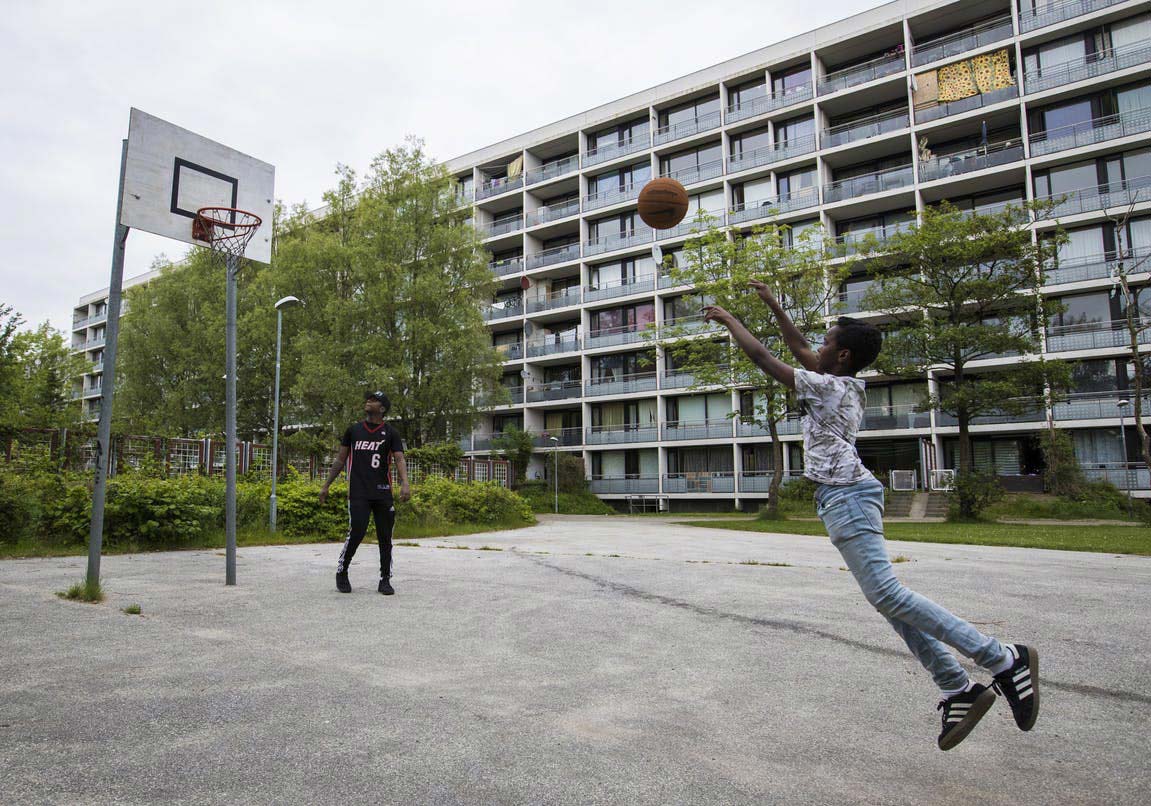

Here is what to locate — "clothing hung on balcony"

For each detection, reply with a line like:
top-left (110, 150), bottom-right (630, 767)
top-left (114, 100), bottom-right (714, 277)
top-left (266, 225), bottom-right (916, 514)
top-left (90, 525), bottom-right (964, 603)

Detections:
top-left (937, 61), bottom-right (978, 102)
top-left (971, 49), bottom-right (1014, 93)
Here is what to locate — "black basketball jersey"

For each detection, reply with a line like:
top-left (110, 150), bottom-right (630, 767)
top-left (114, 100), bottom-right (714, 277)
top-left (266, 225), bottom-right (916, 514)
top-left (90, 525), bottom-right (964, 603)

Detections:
top-left (341, 421), bottom-right (406, 500)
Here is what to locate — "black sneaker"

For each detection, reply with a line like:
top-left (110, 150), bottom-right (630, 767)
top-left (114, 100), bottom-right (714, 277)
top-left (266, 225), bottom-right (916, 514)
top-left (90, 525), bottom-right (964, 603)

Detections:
top-left (378, 578), bottom-right (394, 596)
top-left (336, 571), bottom-right (351, 593)
top-left (936, 683), bottom-right (997, 751)
top-left (993, 644), bottom-right (1039, 731)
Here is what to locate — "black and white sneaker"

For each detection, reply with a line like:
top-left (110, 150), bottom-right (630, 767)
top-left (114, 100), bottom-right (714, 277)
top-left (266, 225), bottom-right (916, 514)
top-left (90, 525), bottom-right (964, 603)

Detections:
top-left (993, 644), bottom-right (1039, 731)
top-left (336, 571), bottom-right (351, 593)
top-left (378, 578), bottom-right (394, 596)
top-left (937, 683), bottom-right (997, 751)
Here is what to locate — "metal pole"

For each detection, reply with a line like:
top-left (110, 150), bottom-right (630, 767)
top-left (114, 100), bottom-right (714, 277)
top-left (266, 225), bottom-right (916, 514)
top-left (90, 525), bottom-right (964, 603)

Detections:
top-left (1117, 404), bottom-right (1133, 519)
top-left (270, 308), bottom-right (283, 531)
top-left (554, 445), bottom-right (559, 514)
top-left (225, 255), bottom-right (238, 585)
top-left (87, 138), bottom-right (129, 587)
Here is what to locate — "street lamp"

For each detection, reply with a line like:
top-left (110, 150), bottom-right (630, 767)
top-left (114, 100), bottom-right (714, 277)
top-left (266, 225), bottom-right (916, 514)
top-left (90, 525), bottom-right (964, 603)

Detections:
top-left (1117, 399), bottom-right (1133, 519)
top-left (270, 295), bottom-right (303, 530)
top-left (548, 435), bottom-right (560, 514)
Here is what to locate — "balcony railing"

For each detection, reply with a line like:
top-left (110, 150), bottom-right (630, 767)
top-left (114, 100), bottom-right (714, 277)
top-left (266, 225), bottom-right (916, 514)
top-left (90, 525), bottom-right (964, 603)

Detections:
top-left (1046, 319), bottom-right (1150, 352)
top-left (936, 402), bottom-right (1046, 426)
top-left (1030, 106), bottom-right (1151, 157)
top-left (585, 372), bottom-right (659, 396)
top-left (585, 323), bottom-right (656, 349)
top-left (1025, 41), bottom-right (1151, 94)
top-left (583, 134), bottom-right (650, 168)
top-left (1053, 393), bottom-right (1151, 421)
top-left (661, 370), bottom-right (697, 389)
top-left (918, 140), bottom-right (1025, 182)
top-left (525, 155), bottom-right (579, 186)
top-left (585, 226), bottom-right (654, 257)
top-left (664, 472), bottom-right (735, 493)
top-left (726, 84), bottom-right (814, 123)
top-left (661, 158), bottom-right (724, 187)
top-left (736, 417), bottom-right (803, 437)
top-left (589, 476), bottom-right (659, 494)
top-left (728, 186), bottom-right (821, 226)
top-left (727, 134), bottom-right (817, 173)
top-left (482, 300), bottom-right (523, 321)
top-left (823, 164), bottom-right (914, 204)
top-left (1081, 463), bottom-right (1150, 491)
top-left (526, 243), bottom-right (580, 270)
top-left (525, 197), bottom-right (580, 227)
top-left (1044, 247), bottom-right (1151, 285)
top-left (1019, 0), bottom-right (1130, 33)
top-left (653, 110), bottom-right (722, 145)
top-left (585, 274), bottom-right (656, 303)
top-left (662, 419), bottom-right (734, 440)
top-left (914, 84), bottom-right (1018, 124)
top-left (495, 342), bottom-right (523, 361)
top-left (912, 15), bottom-right (1014, 67)
top-left (1039, 174), bottom-right (1151, 219)
top-left (818, 52), bottom-right (906, 96)
top-left (481, 216), bottom-right (523, 238)
top-left (822, 110), bottom-right (909, 149)
top-left (526, 336), bottom-right (581, 358)
top-left (86, 338), bottom-right (106, 349)
top-left (584, 181), bottom-right (644, 212)
top-left (477, 386), bottom-right (524, 407)
top-left (532, 427), bottom-right (583, 447)
top-left (656, 217), bottom-right (717, 240)
top-left (833, 221), bottom-right (915, 255)
top-left (585, 425), bottom-right (659, 445)
top-left (489, 256), bottom-right (524, 277)
top-left (837, 286), bottom-right (874, 314)
top-left (526, 379), bottom-right (583, 402)
top-left (526, 287), bottom-right (582, 313)
top-left (476, 175), bottom-right (523, 201)
top-left (860, 404), bottom-right (931, 430)
top-left (659, 314), bottom-right (722, 338)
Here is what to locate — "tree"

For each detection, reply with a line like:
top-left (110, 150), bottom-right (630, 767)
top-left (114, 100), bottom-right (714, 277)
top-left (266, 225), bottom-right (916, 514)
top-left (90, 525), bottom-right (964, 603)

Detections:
top-left (661, 213), bottom-right (848, 515)
top-left (0, 302), bottom-right (24, 427)
top-left (489, 426), bottom-right (534, 487)
top-left (862, 202), bottom-right (1072, 518)
top-left (1107, 203), bottom-right (1151, 473)
top-left (0, 306), bottom-right (86, 432)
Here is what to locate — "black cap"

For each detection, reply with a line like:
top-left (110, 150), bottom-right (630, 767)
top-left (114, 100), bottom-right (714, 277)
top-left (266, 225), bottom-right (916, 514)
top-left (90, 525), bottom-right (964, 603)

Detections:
top-left (364, 390), bottom-right (391, 413)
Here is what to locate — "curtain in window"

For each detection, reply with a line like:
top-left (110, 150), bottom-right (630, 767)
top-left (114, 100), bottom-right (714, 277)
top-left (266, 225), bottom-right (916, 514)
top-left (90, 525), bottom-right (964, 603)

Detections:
top-left (1074, 429), bottom-right (1124, 464)
top-left (1110, 14), bottom-right (1151, 51)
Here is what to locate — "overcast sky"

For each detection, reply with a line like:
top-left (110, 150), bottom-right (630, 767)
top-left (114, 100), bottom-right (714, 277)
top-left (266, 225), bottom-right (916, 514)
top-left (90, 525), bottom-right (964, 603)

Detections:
top-left (1, 0), bottom-right (876, 333)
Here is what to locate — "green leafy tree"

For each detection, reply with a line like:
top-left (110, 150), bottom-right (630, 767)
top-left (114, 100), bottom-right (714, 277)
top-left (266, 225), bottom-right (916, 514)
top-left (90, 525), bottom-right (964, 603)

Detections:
top-left (661, 214), bottom-right (848, 515)
top-left (1107, 203), bottom-right (1151, 472)
top-left (861, 201), bottom-right (1072, 518)
top-left (489, 426), bottom-right (534, 487)
top-left (0, 314), bottom-right (86, 431)
top-left (0, 302), bottom-right (26, 428)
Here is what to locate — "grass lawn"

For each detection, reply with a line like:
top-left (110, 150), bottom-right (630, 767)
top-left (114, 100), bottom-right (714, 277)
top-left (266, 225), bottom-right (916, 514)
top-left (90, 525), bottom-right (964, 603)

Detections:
top-left (681, 519), bottom-right (1151, 556)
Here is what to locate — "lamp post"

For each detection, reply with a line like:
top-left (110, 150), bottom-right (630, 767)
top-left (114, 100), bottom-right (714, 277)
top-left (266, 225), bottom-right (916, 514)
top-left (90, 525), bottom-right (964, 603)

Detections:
top-left (548, 435), bottom-right (560, 514)
top-left (270, 295), bottom-right (303, 530)
top-left (1117, 399), bottom-right (1133, 519)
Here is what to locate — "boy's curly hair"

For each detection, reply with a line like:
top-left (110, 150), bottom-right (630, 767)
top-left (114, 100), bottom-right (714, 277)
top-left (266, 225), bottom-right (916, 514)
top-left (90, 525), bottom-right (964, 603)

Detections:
top-left (835, 317), bottom-right (883, 373)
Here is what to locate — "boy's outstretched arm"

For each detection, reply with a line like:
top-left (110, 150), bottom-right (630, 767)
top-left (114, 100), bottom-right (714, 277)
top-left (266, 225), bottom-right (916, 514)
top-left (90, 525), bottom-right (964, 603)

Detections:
top-left (748, 281), bottom-right (819, 371)
top-left (703, 305), bottom-right (796, 389)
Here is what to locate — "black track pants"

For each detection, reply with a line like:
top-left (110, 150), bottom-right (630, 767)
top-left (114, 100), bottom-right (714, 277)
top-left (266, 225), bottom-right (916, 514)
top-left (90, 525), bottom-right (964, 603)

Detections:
top-left (336, 497), bottom-right (396, 578)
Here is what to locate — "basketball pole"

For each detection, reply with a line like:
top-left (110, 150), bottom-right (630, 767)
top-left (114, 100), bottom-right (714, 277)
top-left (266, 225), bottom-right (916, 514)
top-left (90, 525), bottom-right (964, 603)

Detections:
top-left (87, 138), bottom-right (130, 587)
top-left (225, 255), bottom-right (238, 586)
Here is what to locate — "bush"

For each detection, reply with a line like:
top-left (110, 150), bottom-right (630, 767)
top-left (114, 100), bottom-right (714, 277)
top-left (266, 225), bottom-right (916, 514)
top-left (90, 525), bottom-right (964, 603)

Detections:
top-left (100, 475), bottom-right (219, 545)
top-left (948, 471), bottom-right (1005, 521)
top-left (276, 480), bottom-right (348, 539)
top-left (412, 477), bottom-right (533, 525)
top-left (518, 482), bottom-right (613, 514)
top-left (1040, 429), bottom-right (1085, 497)
top-left (0, 473), bottom-right (40, 543)
top-left (779, 475), bottom-right (817, 502)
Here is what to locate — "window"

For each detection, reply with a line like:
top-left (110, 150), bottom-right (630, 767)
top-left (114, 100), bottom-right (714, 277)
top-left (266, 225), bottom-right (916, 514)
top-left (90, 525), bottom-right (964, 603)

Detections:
top-left (588, 118), bottom-right (648, 152)
top-left (591, 303), bottom-right (655, 333)
top-left (658, 96), bottom-right (721, 129)
top-left (590, 351), bottom-right (655, 382)
top-left (661, 143), bottom-right (723, 175)
top-left (729, 77), bottom-right (766, 108)
top-left (772, 64), bottom-right (812, 96)
top-left (588, 162), bottom-right (651, 196)
top-left (729, 127), bottom-right (772, 157)
top-left (775, 115), bottom-right (815, 146)
top-left (589, 256), bottom-right (656, 289)
top-left (732, 176), bottom-right (774, 209)
top-left (777, 166), bottom-right (817, 199)
top-left (1051, 292), bottom-right (1116, 328)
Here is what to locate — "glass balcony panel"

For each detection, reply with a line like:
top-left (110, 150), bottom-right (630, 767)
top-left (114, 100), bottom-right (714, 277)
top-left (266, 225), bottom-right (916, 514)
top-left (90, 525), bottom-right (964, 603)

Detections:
top-left (585, 425), bottom-right (659, 445)
top-left (476, 175), bottom-right (524, 201)
top-left (664, 472), bottom-right (735, 493)
top-left (525, 198), bottom-right (581, 227)
top-left (823, 164), bottom-right (914, 203)
top-left (583, 135), bottom-right (650, 168)
top-left (583, 182), bottom-right (644, 212)
top-left (1039, 174), bottom-right (1151, 218)
top-left (726, 84), bottom-right (814, 123)
top-left (588, 476), bottom-right (660, 494)
top-left (526, 288), bottom-right (582, 313)
top-left (525, 155), bottom-right (579, 186)
top-left (661, 158), bottom-right (724, 186)
top-left (526, 337), bottom-right (581, 358)
top-left (914, 85), bottom-right (1018, 124)
top-left (818, 53), bottom-right (905, 96)
top-left (1019, 0), bottom-right (1130, 33)
top-left (661, 418), bottom-right (734, 440)
top-left (585, 226), bottom-right (654, 257)
top-left (653, 110), bottom-right (723, 145)
top-left (1046, 319), bottom-right (1150, 352)
top-left (727, 134), bottom-right (817, 173)
top-left (525, 379), bottom-right (583, 401)
top-left (728, 186), bottom-right (820, 226)
top-left (526, 243), bottom-right (581, 270)
top-left (912, 16), bottom-right (1014, 67)
top-left (1026, 41), bottom-right (1151, 94)
top-left (489, 256), bottom-right (524, 277)
top-left (585, 324), bottom-right (656, 349)
top-left (1030, 106), bottom-right (1151, 157)
top-left (1080, 464), bottom-right (1150, 490)
top-left (1044, 247), bottom-right (1151, 285)
top-left (585, 372), bottom-right (659, 396)
top-left (918, 140), bottom-right (1025, 182)
top-left (585, 274), bottom-right (656, 303)
top-left (860, 404), bottom-right (931, 430)
top-left (822, 110), bottom-right (909, 149)
top-left (531, 427), bottom-right (583, 447)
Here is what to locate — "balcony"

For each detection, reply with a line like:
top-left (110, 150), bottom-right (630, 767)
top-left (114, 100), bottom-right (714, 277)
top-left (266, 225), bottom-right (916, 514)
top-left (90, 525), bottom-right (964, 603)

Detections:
top-left (585, 226), bottom-right (654, 257)
top-left (662, 418), bottom-right (734, 440)
top-left (914, 84), bottom-right (1018, 124)
top-left (482, 300), bottom-right (523, 321)
top-left (726, 84), bottom-right (814, 124)
top-left (1032, 106), bottom-right (1151, 157)
top-left (526, 243), bottom-right (580, 270)
top-left (585, 425), bottom-right (659, 445)
top-left (837, 286), bottom-right (873, 314)
top-left (860, 404), bottom-right (931, 430)
top-left (526, 336), bottom-right (581, 358)
top-left (585, 323), bottom-right (656, 349)
top-left (833, 221), bottom-right (915, 256)
top-left (1081, 463), bottom-right (1150, 491)
top-left (936, 402), bottom-right (1046, 426)
top-left (526, 287), bottom-right (581, 313)
top-left (583, 134), bottom-right (650, 168)
top-left (532, 427), bottom-right (583, 447)
top-left (1040, 174), bottom-right (1151, 218)
top-left (659, 314), bottom-right (722, 338)
top-left (1045, 247), bottom-right (1151, 285)
top-left (1026, 41), bottom-right (1151, 95)
top-left (1046, 319), bottom-right (1149, 352)
top-left (822, 110), bottom-right (909, 149)
top-left (918, 139), bottom-right (1025, 182)
top-left (476, 175), bottom-right (523, 201)
top-left (823, 164), bottom-right (914, 204)
top-left (664, 472), bottom-right (735, 493)
top-left (727, 134), bottom-right (817, 173)
top-left (477, 386), bottom-right (524, 407)
top-left (585, 372), bottom-right (659, 397)
top-left (728, 187), bottom-right (821, 226)
top-left (736, 417), bottom-right (803, 437)
top-left (1053, 393), bottom-right (1151, 421)
top-left (653, 110), bottom-right (722, 146)
top-left (525, 197), bottom-right (580, 227)
top-left (495, 342), bottom-right (524, 361)
top-left (489, 256), bottom-right (524, 277)
top-left (481, 216), bottom-right (523, 238)
top-left (91, 362), bottom-right (104, 373)
top-left (912, 16), bottom-right (1014, 67)
top-left (589, 476), bottom-right (659, 494)
top-left (656, 217), bottom-right (718, 240)
top-left (818, 52), bottom-right (906, 96)
top-left (526, 379), bottom-right (583, 402)
top-left (661, 158), bottom-right (724, 187)
top-left (1019, 0), bottom-right (1130, 33)
top-left (525, 155), bottom-right (579, 186)
top-left (584, 182), bottom-right (644, 213)
top-left (585, 274), bottom-right (656, 303)
top-left (86, 338), bottom-right (106, 349)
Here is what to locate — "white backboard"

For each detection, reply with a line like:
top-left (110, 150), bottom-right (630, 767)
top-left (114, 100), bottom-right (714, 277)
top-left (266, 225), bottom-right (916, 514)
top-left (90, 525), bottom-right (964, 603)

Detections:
top-left (121, 108), bottom-right (275, 264)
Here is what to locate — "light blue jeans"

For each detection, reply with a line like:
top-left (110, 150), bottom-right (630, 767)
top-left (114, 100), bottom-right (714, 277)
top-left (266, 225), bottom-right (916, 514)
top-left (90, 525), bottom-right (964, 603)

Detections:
top-left (815, 477), bottom-right (1009, 691)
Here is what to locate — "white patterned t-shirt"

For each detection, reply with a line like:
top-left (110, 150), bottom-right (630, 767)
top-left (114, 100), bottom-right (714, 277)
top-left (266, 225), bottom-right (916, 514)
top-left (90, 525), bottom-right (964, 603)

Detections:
top-left (794, 369), bottom-right (871, 486)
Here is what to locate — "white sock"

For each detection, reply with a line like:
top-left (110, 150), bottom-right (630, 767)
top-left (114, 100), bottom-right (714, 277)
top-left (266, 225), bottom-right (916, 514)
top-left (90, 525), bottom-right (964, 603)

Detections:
top-left (988, 645), bottom-right (1016, 676)
top-left (939, 679), bottom-right (975, 698)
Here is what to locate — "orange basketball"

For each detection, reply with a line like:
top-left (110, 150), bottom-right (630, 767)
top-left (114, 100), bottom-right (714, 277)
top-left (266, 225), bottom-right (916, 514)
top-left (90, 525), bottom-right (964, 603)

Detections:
top-left (637, 178), bottom-right (689, 230)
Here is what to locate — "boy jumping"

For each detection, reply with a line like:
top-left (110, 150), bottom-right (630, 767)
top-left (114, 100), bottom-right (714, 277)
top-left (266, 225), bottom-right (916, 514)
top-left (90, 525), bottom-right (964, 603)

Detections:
top-left (703, 283), bottom-right (1039, 750)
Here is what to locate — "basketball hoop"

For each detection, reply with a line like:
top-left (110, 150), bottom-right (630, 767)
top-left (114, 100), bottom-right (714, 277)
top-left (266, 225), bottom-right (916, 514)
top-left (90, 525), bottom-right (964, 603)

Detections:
top-left (193, 207), bottom-right (263, 264)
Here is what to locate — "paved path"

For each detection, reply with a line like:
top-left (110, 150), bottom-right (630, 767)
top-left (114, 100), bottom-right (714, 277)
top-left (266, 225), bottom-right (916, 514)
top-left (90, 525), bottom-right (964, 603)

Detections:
top-left (1, 516), bottom-right (1148, 805)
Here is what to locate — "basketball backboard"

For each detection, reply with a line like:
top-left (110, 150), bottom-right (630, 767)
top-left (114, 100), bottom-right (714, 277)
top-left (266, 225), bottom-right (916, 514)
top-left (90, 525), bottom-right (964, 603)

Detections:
top-left (120, 108), bottom-right (275, 263)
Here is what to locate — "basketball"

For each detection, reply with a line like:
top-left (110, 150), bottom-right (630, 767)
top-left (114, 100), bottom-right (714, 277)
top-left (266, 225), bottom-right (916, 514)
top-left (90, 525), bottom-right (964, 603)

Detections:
top-left (637, 178), bottom-right (689, 230)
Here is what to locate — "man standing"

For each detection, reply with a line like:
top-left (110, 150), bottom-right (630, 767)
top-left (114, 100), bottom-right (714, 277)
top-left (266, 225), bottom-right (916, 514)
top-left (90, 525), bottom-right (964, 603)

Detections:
top-left (320, 391), bottom-right (410, 595)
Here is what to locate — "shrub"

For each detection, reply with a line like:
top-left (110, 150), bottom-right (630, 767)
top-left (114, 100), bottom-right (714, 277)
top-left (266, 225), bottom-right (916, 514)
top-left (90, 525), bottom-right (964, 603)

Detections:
top-left (948, 471), bottom-right (1004, 521)
top-left (0, 473), bottom-right (40, 543)
top-left (405, 442), bottom-right (464, 474)
top-left (100, 475), bottom-right (218, 545)
top-left (412, 477), bottom-right (533, 525)
top-left (276, 480), bottom-right (348, 539)
top-left (1040, 428), bottom-right (1085, 497)
top-left (779, 475), bottom-right (817, 502)
top-left (517, 482), bottom-right (613, 514)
